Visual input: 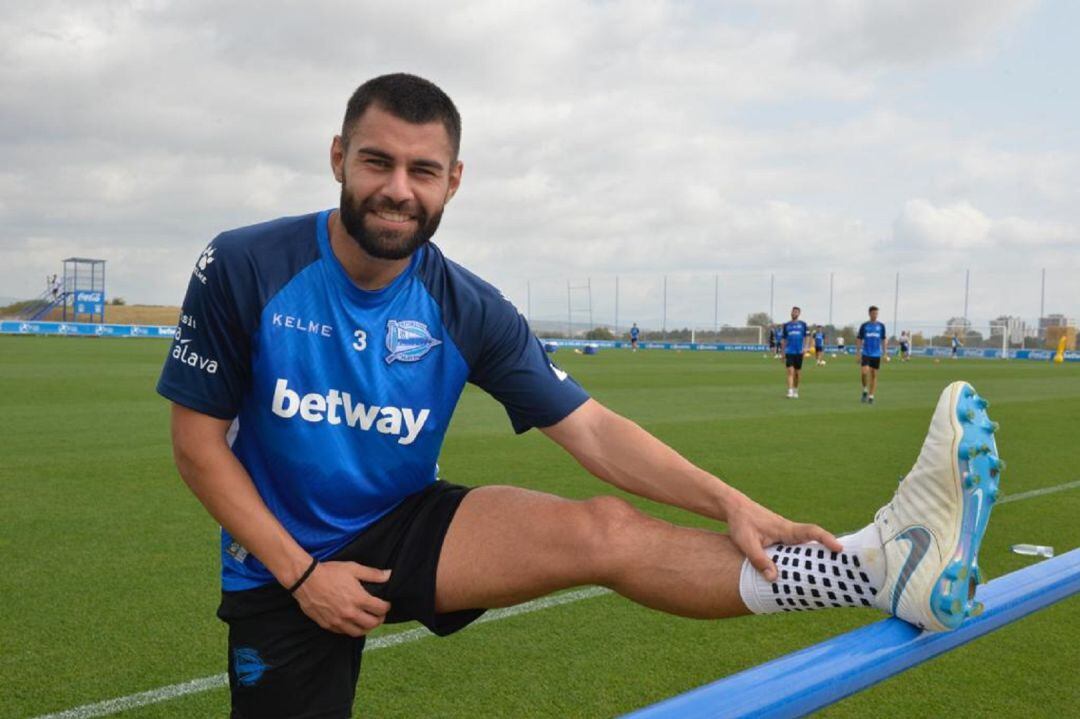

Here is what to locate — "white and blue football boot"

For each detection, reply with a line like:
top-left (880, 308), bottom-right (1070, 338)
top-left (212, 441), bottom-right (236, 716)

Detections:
top-left (873, 381), bottom-right (1002, 631)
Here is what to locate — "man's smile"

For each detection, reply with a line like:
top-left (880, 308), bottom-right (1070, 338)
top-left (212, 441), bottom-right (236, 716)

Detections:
top-left (370, 208), bottom-right (415, 225)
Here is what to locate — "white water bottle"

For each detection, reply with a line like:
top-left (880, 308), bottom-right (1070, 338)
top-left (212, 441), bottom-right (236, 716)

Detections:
top-left (1010, 544), bottom-right (1054, 558)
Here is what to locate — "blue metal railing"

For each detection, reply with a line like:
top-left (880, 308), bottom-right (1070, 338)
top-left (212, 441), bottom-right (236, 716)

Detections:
top-left (624, 548), bottom-right (1080, 719)
top-left (15, 288), bottom-right (68, 321)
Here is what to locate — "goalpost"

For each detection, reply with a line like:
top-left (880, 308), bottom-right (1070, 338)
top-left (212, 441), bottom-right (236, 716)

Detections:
top-left (689, 325), bottom-right (765, 345)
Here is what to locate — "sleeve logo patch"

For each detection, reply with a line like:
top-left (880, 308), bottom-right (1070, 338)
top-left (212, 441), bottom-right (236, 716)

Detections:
top-left (171, 331), bottom-right (220, 374)
top-left (385, 320), bottom-right (442, 364)
top-left (549, 363), bottom-right (568, 381)
top-left (193, 244), bottom-right (216, 285)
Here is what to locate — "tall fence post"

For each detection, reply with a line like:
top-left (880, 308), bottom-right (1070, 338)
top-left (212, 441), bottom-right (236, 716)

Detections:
top-left (662, 275), bottom-right (668, 340)
top-left (893, 271), bottom-right (900, 340)
top-left (615, 275), bottom-right (620, 337)
top-left (769, 273), bottom-right (775, 324)
top-left (714, 274), bottom-right (719, 334)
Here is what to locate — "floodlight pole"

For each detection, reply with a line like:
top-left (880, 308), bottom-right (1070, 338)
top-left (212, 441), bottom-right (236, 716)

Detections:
top-left (828, 272), bottom-right (834, 327)
top-left (769, 274), bottom-right (775, 323)
top-left (614, 275), bottom-right (619, 337)
top-left (714, 274), bottom-right (719, 333)
top-left (587, 277), bottom-right (593, 332)
top-left (1040, 268), bottom-right (1045, 320)
top-left (566, 281), bottom-right (571, 338)
top-left (893, 272), bottom-right (900, 338)
top-left (662, 275), bottom-right (668, 340)
top-left (963, 269), bottom-right (970, 324)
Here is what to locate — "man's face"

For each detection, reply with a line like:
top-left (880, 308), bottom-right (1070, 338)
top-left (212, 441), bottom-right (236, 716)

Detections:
top-left (331, 104), bottom-right (462, 260)
top-left (870, 309), bottom-right (879, 321)
top-left (791, 308), bottom-right (800, 320)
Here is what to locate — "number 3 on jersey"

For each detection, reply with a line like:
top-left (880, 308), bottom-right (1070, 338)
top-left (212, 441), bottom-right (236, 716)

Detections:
top-left (352, 329), bottom-right (367, 352)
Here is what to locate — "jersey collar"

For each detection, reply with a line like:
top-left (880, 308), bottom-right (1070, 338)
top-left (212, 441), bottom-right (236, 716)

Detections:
top-left (316, 208), bottom-right (424, 307)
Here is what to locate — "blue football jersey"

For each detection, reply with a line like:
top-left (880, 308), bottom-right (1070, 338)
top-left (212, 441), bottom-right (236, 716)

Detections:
top-left (157, 210), bottom-right (589, 590)
top-left (782, 321), bottom-right (808, 355)
top-left (858, 321), bottom-right (887, 358)
top-left (813, 331), bottom-right (824, 347)
top-left (630, 326), bottom-right (639, 340)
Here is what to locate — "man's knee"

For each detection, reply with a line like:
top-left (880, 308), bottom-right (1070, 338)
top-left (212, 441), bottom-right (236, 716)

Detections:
top-left (579, 495), bottom-right (647, 575)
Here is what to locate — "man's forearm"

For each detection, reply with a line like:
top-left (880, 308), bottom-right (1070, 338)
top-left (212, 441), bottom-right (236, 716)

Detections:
top-left (547, 404), bottom-right (744, 521)
top-left (174, 442), bottom-right (313, 588)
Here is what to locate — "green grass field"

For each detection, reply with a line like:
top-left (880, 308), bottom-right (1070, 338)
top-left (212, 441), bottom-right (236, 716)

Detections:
top-left (2, 336), bottom-right (1078, 718)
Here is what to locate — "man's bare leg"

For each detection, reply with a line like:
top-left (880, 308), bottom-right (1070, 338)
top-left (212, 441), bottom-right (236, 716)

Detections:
top-left (435, 486), bottom-right (750, 619)
top-left (438, 381), bottom-right (1003, 631)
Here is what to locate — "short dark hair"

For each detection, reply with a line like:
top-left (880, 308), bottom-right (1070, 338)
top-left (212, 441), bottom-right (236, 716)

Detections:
top-left (342, 73), bottom-right (461, 158)
top-left (792, 306), bottom-right (801, 311)
top-left (869, 305), bottom-right (879, 313)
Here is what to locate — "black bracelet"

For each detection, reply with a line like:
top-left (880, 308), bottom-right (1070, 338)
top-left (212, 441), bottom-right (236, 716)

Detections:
top-left (287, 558), bottom-right (319, 594)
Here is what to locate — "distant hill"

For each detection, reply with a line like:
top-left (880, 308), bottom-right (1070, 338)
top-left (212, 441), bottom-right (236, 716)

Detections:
top-left (0, 303), bottom-right (181, 325)
top-left (103, 305), bottom-right (181, 325)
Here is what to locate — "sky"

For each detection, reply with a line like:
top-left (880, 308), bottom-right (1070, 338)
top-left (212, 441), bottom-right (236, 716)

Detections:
top-left (1, 0), bottom-right (1077, 331)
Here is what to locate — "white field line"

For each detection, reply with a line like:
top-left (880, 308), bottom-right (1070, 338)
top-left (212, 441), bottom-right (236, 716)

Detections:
top-left (998, 479), bottom-right (1080, 504)
top-left (30, 587), bottom-right (612, 719)
top-left (31, 479), bottom-right (1080, 719)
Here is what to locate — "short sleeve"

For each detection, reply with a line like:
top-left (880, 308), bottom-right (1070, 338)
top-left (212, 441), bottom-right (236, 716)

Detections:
top-left (469, 297), bottom-right (589, 433)
top-left (415, 245), bottom-right (589, 433)
top-left (156, 239), bottom-right (252, 419)
top-left (857, 323), bottom-right (866, 340)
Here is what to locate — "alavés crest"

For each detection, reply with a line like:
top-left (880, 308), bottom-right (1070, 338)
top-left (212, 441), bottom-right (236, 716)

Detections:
top-left (385, 320), bottom-right (441, 364)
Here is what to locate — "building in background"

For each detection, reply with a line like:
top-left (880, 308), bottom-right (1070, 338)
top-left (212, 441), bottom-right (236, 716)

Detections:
top-left (991, 315), bottom-right (1031, 346)
top-left (1039, 314), bottom-right (1074, 339)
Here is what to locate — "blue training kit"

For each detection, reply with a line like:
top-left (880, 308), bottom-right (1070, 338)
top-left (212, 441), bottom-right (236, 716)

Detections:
top-left (157, 210), bottom-right (589, 590)
top-left (858, 321), bottom-right (887, 358)
top-left (782, 320), bottom-right (808, 356)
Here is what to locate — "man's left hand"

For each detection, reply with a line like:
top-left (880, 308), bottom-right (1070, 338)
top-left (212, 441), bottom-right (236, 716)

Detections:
top-left (724, 493), bottom-right (844, 581)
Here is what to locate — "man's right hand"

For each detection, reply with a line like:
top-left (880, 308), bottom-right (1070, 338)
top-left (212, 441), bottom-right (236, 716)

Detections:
top-left (293, 561), bottom-right (392, 637)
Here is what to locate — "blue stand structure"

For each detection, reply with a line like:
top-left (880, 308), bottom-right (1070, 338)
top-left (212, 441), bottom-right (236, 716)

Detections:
top-left (62, 257), bottom-right (106, 323)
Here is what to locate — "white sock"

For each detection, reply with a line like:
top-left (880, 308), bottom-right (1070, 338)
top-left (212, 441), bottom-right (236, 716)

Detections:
top-left (739, 524), bottom-right (885, 614)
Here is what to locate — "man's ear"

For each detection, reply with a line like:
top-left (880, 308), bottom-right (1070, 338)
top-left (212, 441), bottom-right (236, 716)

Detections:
top-left (330, 135), bottom-right (346, 183)
top-left (445, 160), bottom-right (463, 202)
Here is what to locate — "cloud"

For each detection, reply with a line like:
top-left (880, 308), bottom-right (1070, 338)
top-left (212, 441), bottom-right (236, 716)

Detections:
top-left (770, 0), bottom-right (1036, 68)
top-left (893, 199), bottom-right (992, 248)
top-left (0, 0), bottom-right (1074, 329)
top-left (891, 197), bottom-right (1076, 252)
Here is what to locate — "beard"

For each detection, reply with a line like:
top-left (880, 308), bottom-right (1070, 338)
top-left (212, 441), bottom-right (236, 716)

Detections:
top-left (339, 183), bottom-right (444, 261)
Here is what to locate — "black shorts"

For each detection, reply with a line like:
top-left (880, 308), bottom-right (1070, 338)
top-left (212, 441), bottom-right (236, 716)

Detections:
top-left (217, 481), bottom-right (480, 718)
top-left (861, 355), bottom-right (881, 369)
top-left (785, 354), bottom-right (804, 370)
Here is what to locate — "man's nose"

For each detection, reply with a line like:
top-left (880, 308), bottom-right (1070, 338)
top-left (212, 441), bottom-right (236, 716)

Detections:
top-left (381, 166), bottom-right (414, 204)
